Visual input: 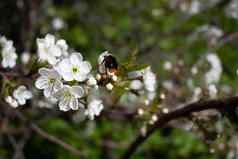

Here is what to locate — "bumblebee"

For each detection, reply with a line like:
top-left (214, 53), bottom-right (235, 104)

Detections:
top-left (97, 52), bottom-right (118, 86)
top-left (98, 52), bottom-right (118, 75)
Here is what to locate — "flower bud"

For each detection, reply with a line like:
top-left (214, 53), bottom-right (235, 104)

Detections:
top-left (106, 83), bottom-right (114, 90)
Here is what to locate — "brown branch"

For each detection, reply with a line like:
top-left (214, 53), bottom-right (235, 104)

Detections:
top-left (30, 124), bottom-right (82, 156)
top-left (122, 96), bottom-right (238, 159)
top-left (13, 110), bottom-right (83, 157)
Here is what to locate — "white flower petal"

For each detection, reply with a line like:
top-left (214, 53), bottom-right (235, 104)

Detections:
top-left (35, 77), bottom-right (49, 89)
top-left (74, 72), bottom-right (87, 82)
top-left (43, 85), bottom-right (53, 98)
top-left (39, 68), bottom-right (51, 76)
top-left (56, 39), bottom-right (68, 51)
top-left (69, 98), bottom-right (79, 110)
top-left (71, 86), bottom-right (84, 98)
top-left (53, 80), bottom-right (63, 92)
top-left (59, 98), bottom-right (70, 111)
top-left (45, 34), bottom-right (55, 46)
top-left (56, 59), bottom-right (74, 81)
top-left (18, 98), bottom-right (26, 105)
top-left (80, 61), bottom-right (92, 74)
top-left (70, 53), bottom-right (83, 65)
top-left (49, 45), bottom-right (62, 57)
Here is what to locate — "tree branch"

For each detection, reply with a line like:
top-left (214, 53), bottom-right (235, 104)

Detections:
top-left (122, 96), bottom-right (238, 159)
top-left (13, 110), bottom-right (83, 157)
top-left (30, 124), bottom-right (82, 156)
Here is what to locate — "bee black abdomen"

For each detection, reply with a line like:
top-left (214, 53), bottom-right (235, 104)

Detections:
top-left (103, 55), bottom-right (118, 70)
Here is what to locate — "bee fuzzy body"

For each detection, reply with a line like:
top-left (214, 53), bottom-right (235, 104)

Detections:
top-left (97, 52), bottom-right (118, 86)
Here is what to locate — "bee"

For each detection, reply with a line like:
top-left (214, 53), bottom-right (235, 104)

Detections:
top-left (97, 52), bottom-right (118, 86)
top-left (98, 51), bottom-right (118, 75)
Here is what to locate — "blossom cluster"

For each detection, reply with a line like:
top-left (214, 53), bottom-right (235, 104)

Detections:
top-left (5, 86), bottom-right (32, 108)
top-left (128, 67), bottom-right (157, 106)
top-left (0, 36), bottom-right (17, 68)
top-left (0, 34), bottom-right (158, 120)
top-left (35, 34), bottom-right (104, 120)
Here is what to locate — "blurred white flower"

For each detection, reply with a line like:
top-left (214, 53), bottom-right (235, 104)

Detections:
top-left (54, 85), bottom-right (84, 111)
top-left (205, 53), bottom-right (222, 85)
top-left (163, 61), bottom-right (172, 71)
top-left (56, 53), bottom-right (91, 82)
top-left (112, 75), bottom-right (118, 81)
top-left (85, 99), bottom-right (104, 120)
top-left (191, 87), bottom-right (202, 102)
top-left (106, 83), bottom-right (114, 90)
top-left (172, 0), bottom-right (201, 15)
top-left (162, 80), bottom-right (174, 91)
top-left (143, 67), bottom-right (157, 92)
top-left (13, 85), bottom-right (32, 105)
top-left (35, 68), bottom-right (63, 98)
top-left (87, 76), bottom-right (97, 86)
top-left (0, 36), bottom-right (7, 44)
top-left (37, 97), bottom-right (57, 109)
top-left (202, 25), bottom-right (224, 45)
top-left (130, 80), bottom-right (143, 90)
top-left (208, 84), bottom-right (218, 98)
top-left (52, 17), bottom-right (65, 30)
top-left (225, 0), bottom-right (238, 19)
top-left (21, 52), bottom-right (31, 64)
top-left (151, 9), bottom-right (162, 17)
top-left (207, 26), bottom-right (223, 39)
top-left (191, 66), bottom-right (198, 75)
top-left (5, 96), bottom-right (18, 108)
top-left (0, 36), bottom-right (17, 68)
top-left (37, 34), bottom-right (68, 65)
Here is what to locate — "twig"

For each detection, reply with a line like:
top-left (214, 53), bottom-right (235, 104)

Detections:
top-left (30, 124), bottom-right (82, 156)
top-left (13, 110), bottom-right (83, 157)
top-left (122, 96), bottom-right (238, 159)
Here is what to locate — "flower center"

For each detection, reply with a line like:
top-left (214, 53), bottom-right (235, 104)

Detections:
top-left (49, 78), bottom-right (55, 84)
top-left (63, 91), bottom-right (72, 99)
top-left (72, 66), bottom-right (79, 73)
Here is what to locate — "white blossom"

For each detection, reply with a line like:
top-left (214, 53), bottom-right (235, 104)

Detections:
top-left (225, 0), bottom-right (238, 20)
top-left (208, 84), bottom-right (218, 98)
top-left (162, 80), bottom-right (174, 91)
top-left (130, 80), bottom-right (143, 90)
top-left (205, 53), bottom-right (222, 85)
top-left (127, 70), bottom-right (144, 79)
top-left (56, 53), bottom-right (91, 82)
top-left (21, 52), bottom-right (31, 64)
top-left (85, 99), bottom-right (104, 120)
top-left (13, 85), bottom-right (32, 105)
top-left (0, 36), bottom-right (17, 68)
top-left (180, 0), bottom-right (201, 15)
top-left (35, 68), bottom-right (63, 98)
top-left (52, 17), bottom-right (65, 30)
top-left (163, 61), bottom-right (172, 71)
top-left (37, 34), bottom-right (68, 65)
top-left (54, 85), bottom-right (84, 111)
top-left (191, 87), bottom-right (202, 102)
top-left (87, 76), bottom-right (97, 86)
top-left (143, 67), bottom-right (157, 92)
top-left (112, 75), bottom-right (118, 82)
top-left (106, 83), bottom-right (114, 90)
top-left (37, 97), bottom-right (57, 109)
top-left (171, 0), bottom-right (201, 15)
top-left (5, 96), bottom-right (18, 108)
